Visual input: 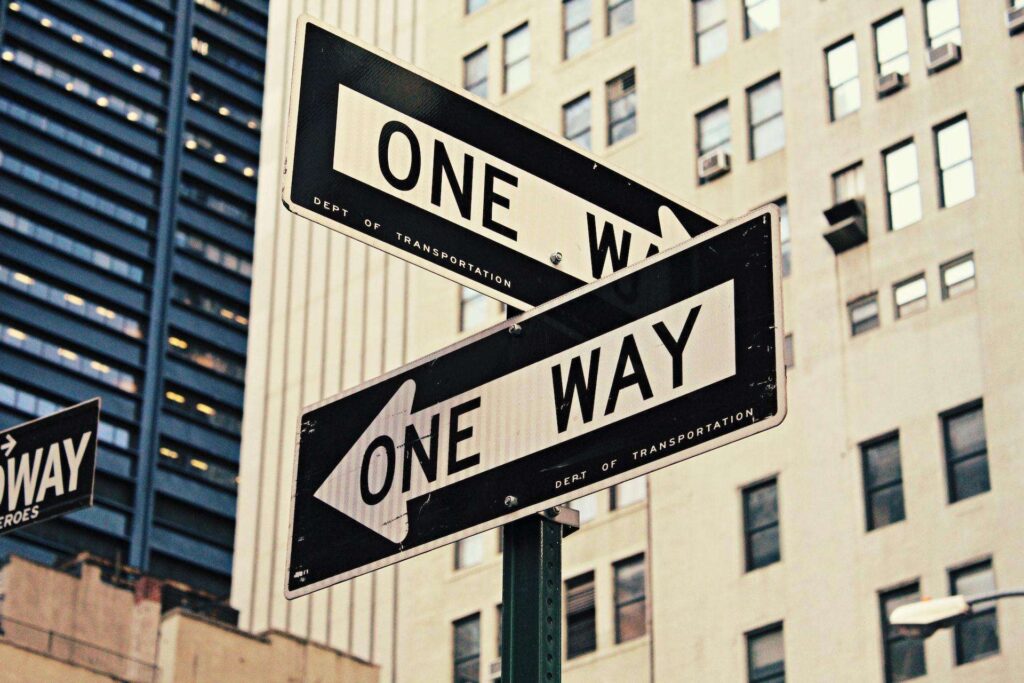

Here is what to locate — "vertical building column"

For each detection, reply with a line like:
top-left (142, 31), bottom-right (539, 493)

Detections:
top-left (128, 0), bottom-right (195, 571)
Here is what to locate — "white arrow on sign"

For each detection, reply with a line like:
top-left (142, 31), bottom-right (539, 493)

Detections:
top-left (314, 280), bottom-right (736, 543)
top-left (1, 433), bottom-right (15, 458)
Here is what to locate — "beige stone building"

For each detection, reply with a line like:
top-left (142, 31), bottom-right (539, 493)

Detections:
top-left (0, 554), bottom-right (378, 682)
top-left (232, 0), bottom-right (1024, 681)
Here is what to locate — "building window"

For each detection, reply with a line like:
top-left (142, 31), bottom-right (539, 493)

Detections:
top-left (167, 333), bottom-right (245, 381)
top-left (606, 69), bottom-right (637, 144)
top-left (951, 560), bottom-right (999, 664)
top-left (880, 584), bottom-right (926, 682)
top-left (180, 182), bottom-right (253, 226)
top-left (748, 76), bottom-right (784, 160)
top-left (833, 162), bottom-right (865, 204)
top-left (466, 0), bottom-right (487, 13)
top-left (459, 286), bottom-right (492, 332)
top-left (175, 230), bottom-right (252, 278)
top-left (0, 208), bottom-right (144, 283)
top-left (744, 0), bottom-right (779, 38)
top-left (940, 253), bottom-right (976, 299)
top-left (924, 0), bottom-right (962, 49)
top-left (0, 322), bottom-right (138, 393)
top-left (777, 198), bottom-right (790, 276)
top-left (563, 93), bottom-right (592, 150)
top-left (607, 0), bottom-right (635, 35)
top-left (164, 385), bottom-right (241, 434)
top-left (942, 401), bottom-right (990, 502)
top-left (0, 149), bottom-right (148, 232)
top-left (826, 38), bottom-right (860, 121)
top-left (0, 381), bottom-right (130, 448)
top-left (743, 479), bottom-right (780, 571)
top-left (613, 554), bottom-right (646, 643)
top-left (935, 116), bottom-right (975, 208)
top-left (0, 265), bottom-right (143, 339)
top-left (783, 333), bottom-right (794, 368)
top-left (2, 47), bottom-right (161, 131)
top-left (172, 282), bottom-right (248, 328)
top-left (566, 571), bottom-right (597, 658)
top-left (611, 476), bottom-right (646, 509)
top-left (503, 23), bottom-right (530, 94)
top-left (563, 0), bottom-right (591, 59)
top-left (159, 441), bottom-right (238, 490)
top-left (884, 141), bottom-right (922, 230)
top-left (455, 534), bottom-right (485, 569)
top-left (183, 130), bottom-right (257, 180)
top-left (570, 493), bottom-right (599, 524)
top-left (187, 84), bottom-right (261, 132)
top-left (861, 433), bottom-right (906, 531)
top-left (463, 46), bottom-right (488, 98)
top-left (9, 2), bottom-right (164, 80)
top-left (453, 613), bottom-right (481, 683)
top-left (0, 96), bottom-right (155, 180)
top-left (694, 0), bottom-right (727, 65)
top-left (893, 274), bottom-right (927, 318)
top-left (848, 293), bottom-right (880, 336)
top-left (747, 623), bottom-right (785, 683)
top-left (697, 101), bottom-right (731, 158)
top-left (875, 13), bottom-right (910, 77)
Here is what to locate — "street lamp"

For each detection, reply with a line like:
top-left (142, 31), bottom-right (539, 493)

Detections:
top-left (890, 589), bottom-right (1024, 638)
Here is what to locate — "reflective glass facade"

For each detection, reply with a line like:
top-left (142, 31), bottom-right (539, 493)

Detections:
top-left (0, 0), bottom-right (267, 598)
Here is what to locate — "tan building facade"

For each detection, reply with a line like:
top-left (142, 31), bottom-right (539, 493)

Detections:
top-left (233, 0), bottom-right (1024, 681)
top-left (0, 555), bottom-right (378, 682)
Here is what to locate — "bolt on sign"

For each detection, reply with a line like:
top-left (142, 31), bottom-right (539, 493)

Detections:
top-left (0, 399), bottom-right (100, 536)
top-left (287, 209), bottom-right (786, 597)
top-left (281, 15), bottom-right (719, 310)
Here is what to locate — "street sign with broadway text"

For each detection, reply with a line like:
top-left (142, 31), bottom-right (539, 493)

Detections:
top-left (282, 15), bottom-right (718, 309)
top-left (0, 399), bottom-right (100, 536)
top-left (286, 209), bottom-right (786, 597)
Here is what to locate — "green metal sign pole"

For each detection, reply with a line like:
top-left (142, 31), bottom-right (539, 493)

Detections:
top-left (499, 308), bottom-right (579, 683)
top-left (500, 506), bottom-right (579, 683)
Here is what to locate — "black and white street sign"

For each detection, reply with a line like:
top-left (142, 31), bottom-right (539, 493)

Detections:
top-left (0, 399), bottom-right (100, 536)
top-left (282, 16), bottom-right (718, 309)
top-left (287, 208), bottom-right (786, 597)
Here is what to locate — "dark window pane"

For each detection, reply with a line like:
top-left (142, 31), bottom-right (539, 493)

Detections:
top-left (744, 480), bottom-right (780, 571)
top-left (944, 404), bottom-right (989, 503)
top-left (947, 408), bottom-right (985, 457)
top-left (888, 639), bottom-right (926, 681)
top-left (951, 455), bottom-right (990, 501)
top-left (956, 612), bottom-right (999, 664)
top-left (869, 485), bottom-right (906, 529)
top-left (745, 483), bottom-right (778, 528)
top-left (864, 438), bottom-right (902, 488)
top-left (951, 561), bottom-right (999, 665)
top-left (566, 572), bottom-right (596, 658)
top-left (747, 625), bottom-right (785, 683)
top-left (880, 585), bottom-right (926, 682)
top-left (615, 601), bottom-right (645, 643)
top-left (749, 527), bottom-right (780, 568)
top-left (614, 556), bottom-right (646, 643)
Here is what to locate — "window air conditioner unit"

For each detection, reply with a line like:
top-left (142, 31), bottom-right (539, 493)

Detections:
top-left (1008, 6), bottom-right (1024, 36)
top-left (488, 659), bottom-right (502, 680)
top-left (697, 149), bottom-right (730, 181)
top-left (926, 42), bottom-right (961, 74)
top-left (875, 71), bottom-right (906, 98)
top-left (822, 198), bottom-right (868, 254)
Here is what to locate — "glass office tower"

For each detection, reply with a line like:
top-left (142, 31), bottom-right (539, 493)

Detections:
top-left (0, 0), bottom-right (266, 598)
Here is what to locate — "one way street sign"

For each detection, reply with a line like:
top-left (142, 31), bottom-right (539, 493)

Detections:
top-left (287, 208), bottom-right (785, 597)
top-left (282, 16), bottom-right (718, 309)
top-left (0, 399), bottom-right (100, 536)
